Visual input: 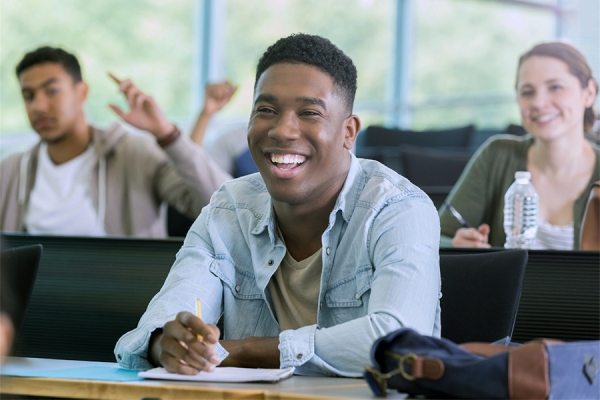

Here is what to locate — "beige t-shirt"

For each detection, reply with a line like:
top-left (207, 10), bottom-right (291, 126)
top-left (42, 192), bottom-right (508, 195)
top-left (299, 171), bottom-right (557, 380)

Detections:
top-left (268, 240), bottom-right (323, 331)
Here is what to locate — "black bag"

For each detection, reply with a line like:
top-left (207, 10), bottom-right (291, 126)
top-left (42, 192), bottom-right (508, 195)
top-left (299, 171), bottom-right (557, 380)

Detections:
top-left (364, 328), bottom-right (600, 399)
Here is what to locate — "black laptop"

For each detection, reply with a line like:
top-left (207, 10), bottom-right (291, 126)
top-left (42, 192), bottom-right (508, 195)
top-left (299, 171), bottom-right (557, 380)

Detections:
top-left (0, 243), bottom-right (42, 355)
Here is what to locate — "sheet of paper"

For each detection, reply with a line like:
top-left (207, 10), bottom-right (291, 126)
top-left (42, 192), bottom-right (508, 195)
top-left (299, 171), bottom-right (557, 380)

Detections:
top-left (139, 366), bottom-right (295, 383)
top-left (1, 365), bottom-right (143, 382)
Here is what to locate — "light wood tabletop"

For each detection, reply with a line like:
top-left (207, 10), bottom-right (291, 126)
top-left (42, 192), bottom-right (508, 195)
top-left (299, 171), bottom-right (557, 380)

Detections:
top-left (0, 357), bottom-right (407, 399)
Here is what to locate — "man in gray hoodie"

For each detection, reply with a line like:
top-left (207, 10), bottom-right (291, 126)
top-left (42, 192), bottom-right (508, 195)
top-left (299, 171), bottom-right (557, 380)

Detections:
top-left (0, 46), bottom-right (231, 237)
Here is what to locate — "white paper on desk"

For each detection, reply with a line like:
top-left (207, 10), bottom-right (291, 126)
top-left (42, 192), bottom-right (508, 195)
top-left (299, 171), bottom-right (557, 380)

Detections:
top-left (138, 366), bottom-right (295, 383)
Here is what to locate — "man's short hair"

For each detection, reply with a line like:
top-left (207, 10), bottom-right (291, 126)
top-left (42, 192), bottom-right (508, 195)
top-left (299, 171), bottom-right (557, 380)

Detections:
top-left (16, 46), bottom-right (82, 83)
top-left (255, 33), bottom-right (358, 112)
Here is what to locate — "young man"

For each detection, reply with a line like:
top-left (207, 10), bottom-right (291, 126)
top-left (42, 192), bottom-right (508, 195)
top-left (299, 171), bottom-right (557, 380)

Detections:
top-left (0, 47), bottom-right (231, 237)
top-left (116, 34), bottom-right (441, 377)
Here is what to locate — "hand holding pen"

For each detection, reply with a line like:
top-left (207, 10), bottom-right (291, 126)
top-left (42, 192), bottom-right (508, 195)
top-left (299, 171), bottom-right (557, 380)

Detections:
top-left (148, 299), bottom-right (221, 375)
top-left (444, 202), bottom-right (491, 248)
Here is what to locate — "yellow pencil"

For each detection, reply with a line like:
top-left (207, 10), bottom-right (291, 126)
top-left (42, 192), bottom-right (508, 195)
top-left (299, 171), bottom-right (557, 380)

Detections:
top-left (196, 298), bottom-right (203, 341)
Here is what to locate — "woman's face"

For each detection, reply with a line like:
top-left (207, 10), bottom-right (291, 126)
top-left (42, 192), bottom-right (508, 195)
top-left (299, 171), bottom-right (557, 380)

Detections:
top-left (516, 56), bottom-right (596, 142)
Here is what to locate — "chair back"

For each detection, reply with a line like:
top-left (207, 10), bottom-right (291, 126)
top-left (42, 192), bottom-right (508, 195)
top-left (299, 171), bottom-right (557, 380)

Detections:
top-left (401, 145), bottom-right (472, 187)
top-left (0, 244), bottom-right (42, 355)
top-left (439, 249), bottom-right (527, 344)
top-left (1, 233), bottom-right (182, 362)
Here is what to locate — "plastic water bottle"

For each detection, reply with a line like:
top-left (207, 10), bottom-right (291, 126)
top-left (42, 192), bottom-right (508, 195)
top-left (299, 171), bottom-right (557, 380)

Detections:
top-left (503, 171), bottom-right (539, 249)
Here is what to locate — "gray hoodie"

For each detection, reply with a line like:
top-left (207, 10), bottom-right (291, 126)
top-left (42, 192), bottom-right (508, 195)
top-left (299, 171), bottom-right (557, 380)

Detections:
top-left (0, 123), bottom-right (232, 237)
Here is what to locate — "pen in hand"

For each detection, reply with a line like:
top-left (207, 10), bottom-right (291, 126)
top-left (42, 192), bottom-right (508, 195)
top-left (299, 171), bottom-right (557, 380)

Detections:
top-left (444, 202), bottom-right (473, 228)
top-left (196, 298), bottom-right (203, 341)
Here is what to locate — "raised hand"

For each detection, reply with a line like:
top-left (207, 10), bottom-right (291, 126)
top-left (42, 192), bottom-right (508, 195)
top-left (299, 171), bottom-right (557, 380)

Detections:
top-left (202, 81), bottom-right (237, 117)
top-left (108, 72), bottom-right (174, 139)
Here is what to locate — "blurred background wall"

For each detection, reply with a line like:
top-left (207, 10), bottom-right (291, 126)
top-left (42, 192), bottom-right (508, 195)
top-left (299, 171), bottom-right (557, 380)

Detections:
top-left (1, 0), bottom-right (598, 157)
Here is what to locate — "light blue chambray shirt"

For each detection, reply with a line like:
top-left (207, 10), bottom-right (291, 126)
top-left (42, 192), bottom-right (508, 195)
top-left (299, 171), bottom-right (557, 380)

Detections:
top-left (115, 153), bottom-right (441, 377)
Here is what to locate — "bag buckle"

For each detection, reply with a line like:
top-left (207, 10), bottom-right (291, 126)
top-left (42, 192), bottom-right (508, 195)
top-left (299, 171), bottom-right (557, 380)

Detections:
top-left (364, 352), bottom-right (420, 396)
top-left (398, 352), bottom-right (418, 381)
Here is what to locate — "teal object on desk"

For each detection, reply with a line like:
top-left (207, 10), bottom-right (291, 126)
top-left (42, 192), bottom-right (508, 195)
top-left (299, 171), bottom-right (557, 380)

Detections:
top-left (1, 365), bottom-right (143, 382)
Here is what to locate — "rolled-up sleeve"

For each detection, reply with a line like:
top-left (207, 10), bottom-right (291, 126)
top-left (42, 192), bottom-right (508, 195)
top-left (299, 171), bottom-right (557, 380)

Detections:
top-left (114, 207), bottom-right (229, 370)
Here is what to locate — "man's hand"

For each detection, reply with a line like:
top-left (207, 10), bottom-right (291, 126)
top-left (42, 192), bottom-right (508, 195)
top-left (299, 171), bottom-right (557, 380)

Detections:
top-left (108, 73), bottom-right (174, 140)
top-left (452, 224), bottom-right (491, 248)
top-left (202, 82), bottom-right (237, 117)
top-left (219, 337), bottom-right (280, 368)
top-left (149, 312), bottom-right (221, 375)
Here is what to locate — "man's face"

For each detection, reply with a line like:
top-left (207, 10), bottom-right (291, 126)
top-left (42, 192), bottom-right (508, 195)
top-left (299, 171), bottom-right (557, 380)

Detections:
top-left (19, 62), bottom-right (87, 143)
top-left (248, 63), bottom-right (359, 207)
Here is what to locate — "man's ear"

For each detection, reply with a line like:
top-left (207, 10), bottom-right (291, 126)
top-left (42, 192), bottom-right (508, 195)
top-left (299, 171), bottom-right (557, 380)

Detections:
top-left (76, 81), bottom-right (89, 103)
top-left (343, 114), bottom-right (361, 150)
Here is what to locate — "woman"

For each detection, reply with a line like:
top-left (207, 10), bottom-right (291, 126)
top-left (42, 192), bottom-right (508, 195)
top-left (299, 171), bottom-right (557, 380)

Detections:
top-left (440, 42), bottom-right (599, 249)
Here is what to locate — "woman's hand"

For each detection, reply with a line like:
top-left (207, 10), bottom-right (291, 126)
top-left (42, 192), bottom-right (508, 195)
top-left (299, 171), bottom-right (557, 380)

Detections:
top-left (452, 224), bottom-right (491, 248)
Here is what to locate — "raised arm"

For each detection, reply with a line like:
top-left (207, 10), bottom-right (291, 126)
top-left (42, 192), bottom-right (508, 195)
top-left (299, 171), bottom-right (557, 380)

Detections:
top-left (108, 73), bottom-right (232, 217)
top-left (189, 81), bottom-right (237, 146)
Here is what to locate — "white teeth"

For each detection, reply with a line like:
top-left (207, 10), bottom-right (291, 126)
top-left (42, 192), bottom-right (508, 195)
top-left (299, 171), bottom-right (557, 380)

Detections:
top-left (536, 114), bottom-right (557, 123)
top-left (271, 154), bottom-right (306, 164)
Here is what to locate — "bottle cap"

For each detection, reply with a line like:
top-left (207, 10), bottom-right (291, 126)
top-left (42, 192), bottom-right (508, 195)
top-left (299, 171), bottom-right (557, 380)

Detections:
top-left (515, 171), bottom-right (531, 180)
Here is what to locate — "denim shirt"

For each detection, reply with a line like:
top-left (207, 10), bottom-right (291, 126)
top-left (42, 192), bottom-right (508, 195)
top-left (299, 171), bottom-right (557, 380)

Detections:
top-left (115, 154), bottom-right (441, 377)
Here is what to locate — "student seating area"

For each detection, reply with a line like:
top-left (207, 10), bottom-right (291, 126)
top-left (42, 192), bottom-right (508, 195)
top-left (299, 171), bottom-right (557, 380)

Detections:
top-left (2, 233), bottom-right (598, 364)
top-left (354, 124), bottom-right (527, 208)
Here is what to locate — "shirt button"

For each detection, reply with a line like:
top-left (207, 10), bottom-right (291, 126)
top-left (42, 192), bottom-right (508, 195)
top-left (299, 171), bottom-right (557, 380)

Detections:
top-left (320, 302), bottom-right (323, 309)
top-left (117, 354), bottom-right (122, 360)
top-left (235, 285), bottom-right (241, 292)
top-left (326, 247), bottom-right (330, 255)
top-left (296, 353), bottom-right (303, 359)
top-left (355, 293), bottom-right (360, 300)
top-left (268, 259), bottom-right (274, 266)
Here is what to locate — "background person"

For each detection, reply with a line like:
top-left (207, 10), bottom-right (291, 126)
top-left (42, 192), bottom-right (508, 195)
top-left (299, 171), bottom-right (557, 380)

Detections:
top-left (0, 46), bottom-right (231, 237)
top-left (115, 33), bottom-right (441, 377)
top-left (440, 41), bottom-right (599, 249)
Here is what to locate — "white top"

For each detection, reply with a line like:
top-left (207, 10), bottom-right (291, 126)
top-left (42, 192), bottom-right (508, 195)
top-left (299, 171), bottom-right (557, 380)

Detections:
top-left (24, 142), bottom-right (106, 236)
top-left (532, 218), bottom-right (574, 250)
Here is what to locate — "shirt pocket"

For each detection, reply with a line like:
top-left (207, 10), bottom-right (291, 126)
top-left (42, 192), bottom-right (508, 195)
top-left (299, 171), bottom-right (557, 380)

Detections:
top-left (209, 257), bottom-right (267, 338)
top-left (209, 257), bottom-right (262, 300)
top-left (325, 266), bottom-right (373, 325)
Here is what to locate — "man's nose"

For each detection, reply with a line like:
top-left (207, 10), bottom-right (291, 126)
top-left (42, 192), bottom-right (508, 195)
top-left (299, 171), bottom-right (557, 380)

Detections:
top-left (268, 112), bottom-right (300, 141)
top-left (29, 93), bottom-right (49, 112)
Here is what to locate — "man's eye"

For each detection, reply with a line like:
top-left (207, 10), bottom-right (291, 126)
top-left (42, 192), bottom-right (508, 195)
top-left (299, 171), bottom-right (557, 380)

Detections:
top-left (519, 91), bottom-right (534, 97)
top-left (549, 85), bottom-right (562, 91)
top-left (47, 87), bottom-right (59, 96)
top-left (256, 107), bottom-right (275, 114)
top-left (300, 110), bottom-right (319, 117)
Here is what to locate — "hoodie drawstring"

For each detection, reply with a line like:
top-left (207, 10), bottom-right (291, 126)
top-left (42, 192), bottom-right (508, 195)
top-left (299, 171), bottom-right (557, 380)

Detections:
top-left (18, 153), bottom-right (30, 205)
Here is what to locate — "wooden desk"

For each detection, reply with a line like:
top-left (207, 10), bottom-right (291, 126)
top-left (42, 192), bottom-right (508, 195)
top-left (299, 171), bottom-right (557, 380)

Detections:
top-left (0, 357), bottom-right (403, 399)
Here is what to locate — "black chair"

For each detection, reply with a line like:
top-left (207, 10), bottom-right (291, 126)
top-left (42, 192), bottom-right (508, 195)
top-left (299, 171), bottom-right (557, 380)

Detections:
top-left (359, 124), bottom-right (475, 148)
top-left (439, 249), bottom-right (528, 344)
top-left (401, 145), bottom-right (472, 187)
top-left (1, 233), bottom-right (183, 362)
top-left (0, 244), bottom-right (42, 355)
top-left (167, 205), bottom-right (195, 237)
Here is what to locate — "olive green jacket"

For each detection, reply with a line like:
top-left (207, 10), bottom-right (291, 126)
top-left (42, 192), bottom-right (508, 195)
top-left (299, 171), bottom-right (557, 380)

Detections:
top-left (439, 134), bottom-right (600, 249)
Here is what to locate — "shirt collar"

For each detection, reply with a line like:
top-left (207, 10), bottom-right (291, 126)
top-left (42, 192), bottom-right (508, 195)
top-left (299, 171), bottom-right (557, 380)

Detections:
top-left (252, 152), bottom-right (364, 242)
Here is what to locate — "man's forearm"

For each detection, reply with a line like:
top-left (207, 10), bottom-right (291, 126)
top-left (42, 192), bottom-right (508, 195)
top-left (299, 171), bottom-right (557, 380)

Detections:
top-left (220, 337), bottom-right (280, 368)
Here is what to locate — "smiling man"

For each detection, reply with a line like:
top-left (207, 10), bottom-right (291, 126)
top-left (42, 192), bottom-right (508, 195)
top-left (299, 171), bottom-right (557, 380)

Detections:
top-left (0, 46), bottom-right (230, 237)
top-left (116, 34), bottom-right (441, 377)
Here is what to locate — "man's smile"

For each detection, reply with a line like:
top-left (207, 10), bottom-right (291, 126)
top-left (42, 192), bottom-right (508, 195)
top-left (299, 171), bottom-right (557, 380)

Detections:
top-left (265, 152), bottom-right (307, 177)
